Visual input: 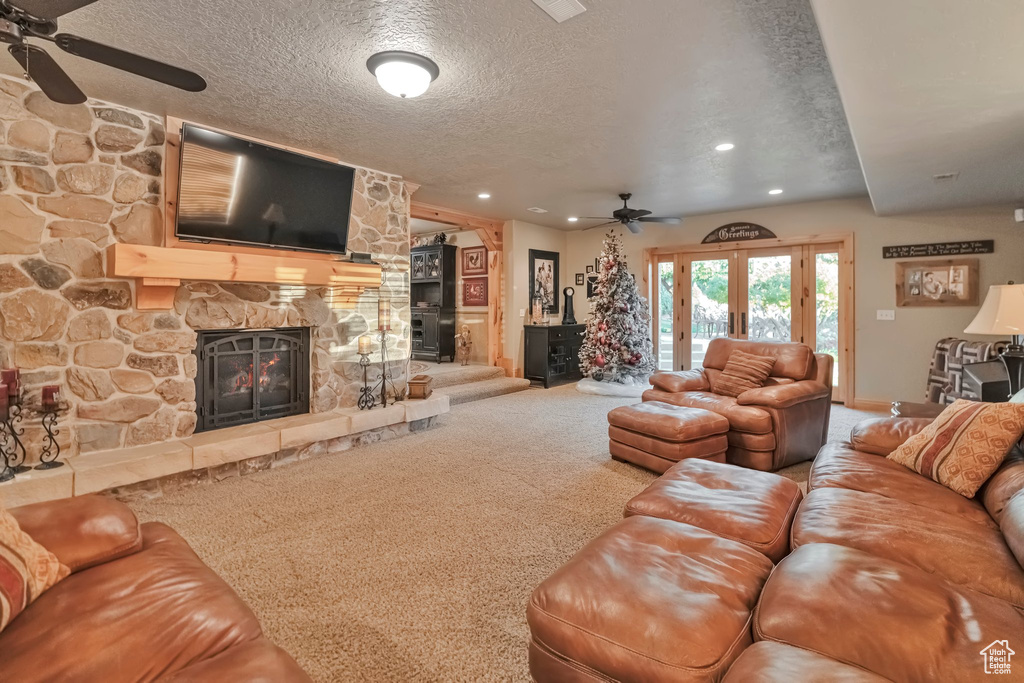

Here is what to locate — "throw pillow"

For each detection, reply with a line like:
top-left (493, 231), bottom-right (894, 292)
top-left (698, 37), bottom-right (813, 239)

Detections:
top-left (887, 399), bottom-right (1024, 497)
top-left (0, 506), bottom-right (69, 633)
top-left (711, 350), bottom-right (776, 398)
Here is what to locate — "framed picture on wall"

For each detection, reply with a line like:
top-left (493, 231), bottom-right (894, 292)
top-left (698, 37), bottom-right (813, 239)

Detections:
top-left (529, 249), bottom-right (560, 314)
top-left (895, 258), bottom-right (979, 307)
top-left (463, 278), bottom-right (488, 307)
top-left (586, 273), bottom-right (599, 299)
top-left (462, 246), bottom-right (488, 277)
top-left (575, 273), bottom-right (585, 286)
top-left (586, 265), bottom-right (594, 274)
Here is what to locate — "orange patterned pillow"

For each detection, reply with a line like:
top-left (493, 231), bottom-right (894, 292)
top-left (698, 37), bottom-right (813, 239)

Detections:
top-left (0, 506), bottom-right (69, 632)
top-left (711, 350), bottom-right (776, 398)
top-left (887, 399), bottom-right (1024, 497)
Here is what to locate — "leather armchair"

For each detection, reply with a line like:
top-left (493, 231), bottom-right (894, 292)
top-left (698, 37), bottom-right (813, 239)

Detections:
top-left (1, 495), bottom-right (310, 682)
top-left (644, 338), bottom-right (834, 471)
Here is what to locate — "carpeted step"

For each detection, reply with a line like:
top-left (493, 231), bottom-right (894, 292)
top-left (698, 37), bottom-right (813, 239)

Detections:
top-left (417, 365), bottom-right (507, 389)
top-left (440, 377), bottom-right (532, 405)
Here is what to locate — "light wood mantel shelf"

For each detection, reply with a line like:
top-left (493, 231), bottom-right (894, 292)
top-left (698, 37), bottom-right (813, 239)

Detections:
top-left (107, 243), bottom-right (383, 310)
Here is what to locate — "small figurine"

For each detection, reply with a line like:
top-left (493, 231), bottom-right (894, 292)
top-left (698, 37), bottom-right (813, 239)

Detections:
top-left (455, 325), bottom-right (473, 365)
top-left (432, 232), bottom-right (448, 245)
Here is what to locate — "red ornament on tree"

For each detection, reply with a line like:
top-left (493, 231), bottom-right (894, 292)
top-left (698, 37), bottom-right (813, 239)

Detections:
top-left (594, 354), bottom-right (606, 367)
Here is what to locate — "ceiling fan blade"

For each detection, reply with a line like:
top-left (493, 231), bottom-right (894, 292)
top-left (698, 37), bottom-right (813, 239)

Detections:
top-left (581, 217), bottom-right (615, 220)
top-left (582, 221), bottom-right (618, 232)
top-left (54, 33), bottom-right (207, 92)
top-left (13, 0), bottom-right (99, 19)
top-left (627, 209), bottom-right (652, 219)
top-left (637, 216), bottom-right (683, 225)
top-left (9, 44), bottom-right (86, 104)
top-left (626, 221), bottom-right (644, 235)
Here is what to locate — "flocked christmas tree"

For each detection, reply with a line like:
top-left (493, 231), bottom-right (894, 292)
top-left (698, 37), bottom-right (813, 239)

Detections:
top-left (579, 231), bottom-right (656, 383)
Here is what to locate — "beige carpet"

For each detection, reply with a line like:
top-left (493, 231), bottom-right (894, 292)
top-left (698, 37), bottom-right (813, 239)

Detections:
top-left (130, 386), bottom-right (880, 682)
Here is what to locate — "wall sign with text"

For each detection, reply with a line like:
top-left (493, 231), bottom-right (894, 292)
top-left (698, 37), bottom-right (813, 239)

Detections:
top-left (702, 223), bottom-right (777, 244)
top-left (882, 240), bottom-right (994, 259)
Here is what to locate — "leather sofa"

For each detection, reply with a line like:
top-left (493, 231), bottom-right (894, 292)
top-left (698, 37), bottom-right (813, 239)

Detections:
top-left (644, 338), bottom-right (833, 471)
top-left (0, 495), bottom-right (310, 682)
top-left (528, 416), bottom-right (1024, 681)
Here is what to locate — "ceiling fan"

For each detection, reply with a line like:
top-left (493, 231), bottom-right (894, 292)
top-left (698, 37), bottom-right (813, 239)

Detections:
top-left (580, 193), bottom-right (683, 234)
top-left (0, 0), bottom-right (206, 105)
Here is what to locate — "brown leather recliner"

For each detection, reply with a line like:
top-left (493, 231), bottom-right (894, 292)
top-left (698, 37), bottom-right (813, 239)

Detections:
top-left (0, 495), bottom-right (310, 682)
top-left (644, 338), bottom-right (833, 471)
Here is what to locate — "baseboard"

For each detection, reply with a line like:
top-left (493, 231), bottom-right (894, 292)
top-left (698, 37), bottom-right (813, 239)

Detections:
top-left (850, 399), bottom-right (892, 413)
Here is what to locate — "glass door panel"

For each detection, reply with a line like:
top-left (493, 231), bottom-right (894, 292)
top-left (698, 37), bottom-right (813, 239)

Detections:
top-left (690, 258), bottom-right (731, 370)
top-left (813, 250), bottom-right (843, 399)
top-left (746, 254), bottom-right (793, 342)
top-left (657, 261), bottom-right (675, 371)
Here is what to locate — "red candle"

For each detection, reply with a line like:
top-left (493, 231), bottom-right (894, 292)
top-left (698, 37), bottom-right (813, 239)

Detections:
top-left (42, 385), bottom-right (59, 411)
top-left (1, 369), bottom-right (18, 398)
top-left (0, 385), bottom-right (7, 421)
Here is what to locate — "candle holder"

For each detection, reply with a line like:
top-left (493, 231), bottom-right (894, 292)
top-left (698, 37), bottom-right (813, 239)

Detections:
top-left (3, 394), bottom-right (31, 475)
top-left (376, 329), bottom-right (404, 408)
top-left (0, 420), bottom-right (14, 483)
top-left (36, 404), bottom-right (64, 470)
top-left (357, 352), bottom-right (375, 411)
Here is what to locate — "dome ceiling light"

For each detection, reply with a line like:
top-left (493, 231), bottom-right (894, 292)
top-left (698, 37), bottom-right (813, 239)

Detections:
top-left (366, 51), bottom-right (440, 99)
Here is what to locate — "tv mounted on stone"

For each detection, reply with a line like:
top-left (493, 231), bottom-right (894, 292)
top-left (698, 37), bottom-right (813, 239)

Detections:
top-left (175, 124), bottom-right (356, 255)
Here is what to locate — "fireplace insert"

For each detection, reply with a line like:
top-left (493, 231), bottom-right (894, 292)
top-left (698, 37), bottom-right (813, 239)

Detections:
top-left (193, 328), bottom-right (310, 432)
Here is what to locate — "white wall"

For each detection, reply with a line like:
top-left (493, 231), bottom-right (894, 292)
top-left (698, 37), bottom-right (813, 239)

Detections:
top-left (503, 220), bottom-right (568, 369)
top-left (561, 198), bottom-right (1023, 403)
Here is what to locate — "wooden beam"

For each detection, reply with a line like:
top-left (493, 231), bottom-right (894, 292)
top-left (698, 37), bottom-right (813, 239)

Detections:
top-left (487, 250), bottom-right (504, 367)
top-left (411, 201), bottom-right (504, 246)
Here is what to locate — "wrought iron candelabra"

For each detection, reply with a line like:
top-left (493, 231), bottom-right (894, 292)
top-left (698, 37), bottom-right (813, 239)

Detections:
top-left (359, 330), bottom-right (404, 410)
top-left (37, 405), bottom-right (64, 470)
top-left (1, 393), bottom-right (31, 479)
top-left (357, 352), bottom-right (375, 411)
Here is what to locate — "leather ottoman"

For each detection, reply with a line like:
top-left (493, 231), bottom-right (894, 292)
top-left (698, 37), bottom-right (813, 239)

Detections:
top-left (608, 401), bottom-right (730, 473)
top-left (527, 515), bottom-right (774, 682)
top-left (624, 459), bottom-right (803, 562)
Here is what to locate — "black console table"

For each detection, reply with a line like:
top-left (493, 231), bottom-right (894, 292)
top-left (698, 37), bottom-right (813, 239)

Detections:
top-left (524, 324), bottom-right (585, 388)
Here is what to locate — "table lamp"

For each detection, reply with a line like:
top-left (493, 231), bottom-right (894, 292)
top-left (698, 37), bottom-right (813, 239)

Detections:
top-left (964, 283), bottom-right (1024, 398)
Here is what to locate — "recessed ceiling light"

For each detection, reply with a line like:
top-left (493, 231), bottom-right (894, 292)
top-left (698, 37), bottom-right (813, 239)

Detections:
top-left (527, 207), bottom-right (548, 214)
top-left (478, 193), bottom-right (491, 199)
top-left (366, 51), bottom-right (439, 99)
top-left (768, 189), bottom-right (784, 195)
top-left (568, 217), bottom-right (579, 223)
top-left (715, 143), bottom-right (735, 151)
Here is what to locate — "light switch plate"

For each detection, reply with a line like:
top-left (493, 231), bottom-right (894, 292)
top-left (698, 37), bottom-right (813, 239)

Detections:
top-left (877, 309), bottom-right (895, 321)
top-left (520, 309), bottom-right (526, 317)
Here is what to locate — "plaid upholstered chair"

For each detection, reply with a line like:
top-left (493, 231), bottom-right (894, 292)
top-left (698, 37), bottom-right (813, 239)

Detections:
top-left (926, 337), bottom-right (1010, 404)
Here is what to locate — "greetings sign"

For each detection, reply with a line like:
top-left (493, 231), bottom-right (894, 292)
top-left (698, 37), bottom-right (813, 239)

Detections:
top-left (702, 223), bottom-right (777, 244)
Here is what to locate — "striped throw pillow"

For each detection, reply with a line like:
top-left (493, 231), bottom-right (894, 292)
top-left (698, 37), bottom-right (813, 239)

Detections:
top-left (887, 399), bottom-right (1024, 497)
top-left (711, 350), bottom-right (776, 398)
top-left (0, 506), bottom-right (69, 632)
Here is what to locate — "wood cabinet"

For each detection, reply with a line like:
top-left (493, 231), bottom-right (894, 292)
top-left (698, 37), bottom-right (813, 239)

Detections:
top-left (524, 324), bottom-right (586, 388)
top-left (411, 244), bottom-right (457, 362)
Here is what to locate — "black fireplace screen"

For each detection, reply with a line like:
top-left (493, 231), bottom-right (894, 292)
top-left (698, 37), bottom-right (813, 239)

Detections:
top-left (193, 328), bottom-right (310, 432)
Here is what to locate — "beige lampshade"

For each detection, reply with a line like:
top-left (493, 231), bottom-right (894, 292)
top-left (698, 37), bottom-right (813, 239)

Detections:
top-left (964, 284), bottom-right (1024, 336)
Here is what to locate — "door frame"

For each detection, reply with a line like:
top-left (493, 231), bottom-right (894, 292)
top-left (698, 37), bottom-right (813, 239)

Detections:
top-left (646, 233), bottom-right (855, 403)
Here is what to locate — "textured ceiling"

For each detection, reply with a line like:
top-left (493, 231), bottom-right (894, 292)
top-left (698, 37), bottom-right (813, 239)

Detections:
top-left (2, 0), bottom-right (868, 229)
top-left (811, 0), bottom-right (1024, 215)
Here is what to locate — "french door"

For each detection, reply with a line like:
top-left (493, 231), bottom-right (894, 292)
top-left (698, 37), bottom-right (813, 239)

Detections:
top-left (650, 242), bottom-right (850, 402)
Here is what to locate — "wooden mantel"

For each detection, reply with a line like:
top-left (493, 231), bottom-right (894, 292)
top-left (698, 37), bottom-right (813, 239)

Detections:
top-left (107, 243), bottom-right (382, 310)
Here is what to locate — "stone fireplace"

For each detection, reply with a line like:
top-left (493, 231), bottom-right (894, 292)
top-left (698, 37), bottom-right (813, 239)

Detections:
top-left (0, 74), bottom-right (413, 465)
top-left (193, 327), bottom-right (310, 432)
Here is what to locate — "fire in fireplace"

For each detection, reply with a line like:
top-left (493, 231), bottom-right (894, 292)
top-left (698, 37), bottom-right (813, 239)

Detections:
top-left (193, 328), bottom-right (310, 432)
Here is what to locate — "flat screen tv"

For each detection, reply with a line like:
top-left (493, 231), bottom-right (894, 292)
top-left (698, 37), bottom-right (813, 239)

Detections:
top-left (175, 124), bottom-right (355, 255)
